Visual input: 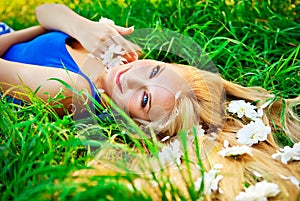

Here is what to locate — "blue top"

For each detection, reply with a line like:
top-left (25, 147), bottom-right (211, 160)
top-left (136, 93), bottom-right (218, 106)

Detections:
top-left (3, 31), bottom-right (101, 105)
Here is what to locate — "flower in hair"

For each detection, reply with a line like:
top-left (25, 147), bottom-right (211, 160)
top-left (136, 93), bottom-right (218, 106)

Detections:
top-left (236, 118), bottom-right (271, 146)
top-left (218, 140), bottom-right (253, 157)
top-left (271, 142), bottom-right (300, 164)
top-left (161, 135), bottom-right (170, 142)
top-left (228, 100), bottom-right (258, 120)
top-left (158, 139), bottom-right (182, 166)
top-left (191, 125), bottom-right (205, 136)
top-left (279, 174), bottom-right (299, 188)
top-left (194, 164), bottom-right (224, 195)
top-left (235, 180), bottom-right (280, 201)
top-left (175, 91), bottom-right (182, 100)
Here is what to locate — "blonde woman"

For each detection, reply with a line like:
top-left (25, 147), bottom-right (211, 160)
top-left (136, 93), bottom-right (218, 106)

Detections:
top-left (85, 62), bottom-right (299, 201)
top-left (1, 4), bottom-right (299, 201)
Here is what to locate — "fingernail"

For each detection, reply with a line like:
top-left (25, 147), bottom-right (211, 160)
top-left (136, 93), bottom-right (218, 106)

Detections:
top-left (88, 53), bottom-right (95, 59)
top-left (132, 53), bottom-right (138, 60)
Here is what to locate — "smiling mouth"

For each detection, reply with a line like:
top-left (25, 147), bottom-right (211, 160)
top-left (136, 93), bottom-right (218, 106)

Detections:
top-left (115, 68), bottom-right (130, 93)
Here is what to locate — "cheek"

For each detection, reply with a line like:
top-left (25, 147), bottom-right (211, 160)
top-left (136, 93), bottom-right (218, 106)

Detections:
top-left (115, 90), bottom-right (146, 120)
top-left (148, 105), bottom-right (168, 122)
top-left (127, 92), bottom-right (146, 120)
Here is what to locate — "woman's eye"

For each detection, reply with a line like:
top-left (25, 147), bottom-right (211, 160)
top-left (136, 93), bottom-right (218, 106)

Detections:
top-left (141, 91), bottom-right (148, 108)
top-left (149, 65), bottom-right (161, 78)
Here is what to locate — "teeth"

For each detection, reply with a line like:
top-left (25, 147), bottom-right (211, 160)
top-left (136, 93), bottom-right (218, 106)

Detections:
top-left (120, 73), bottom-right (125, 84)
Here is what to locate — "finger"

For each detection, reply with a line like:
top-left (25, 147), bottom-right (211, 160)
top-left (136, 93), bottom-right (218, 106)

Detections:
top-left (123, 40), bottom-right (142, 61)
top-left (88, 41), bottom-right (110, 61)
top-left (113, 24), bottom-right (134, 36)
top-left (95, 37), bottom-right (115, 56)
top-left (111, 35), bottom-right (141, 58)
top-left (123, 52), bottom-right (138, 62)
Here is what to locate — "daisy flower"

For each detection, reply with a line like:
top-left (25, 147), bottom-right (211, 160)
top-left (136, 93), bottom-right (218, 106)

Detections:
top-left (100, 44), bottom-right (127, 69)
top-left (194, 164), bottom-right (224, 195)
top-left (235, 180), bottom-right (280, 201)
top-left (279, 174), bottom-right (299, 188)
top-left (236, 118), bottom-right (271, 146)
top-left (158, 139), bottom-right (182, 166)
top-left (228, 100), bottom-right (258, 120)
top-left (218, 140), bottom-right (253, 157)
top-left (272, 142), bottom-right (300, 164)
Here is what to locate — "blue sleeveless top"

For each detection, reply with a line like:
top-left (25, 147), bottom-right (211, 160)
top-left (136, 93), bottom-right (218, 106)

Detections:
top-left (3, 31), bottom-right (101, 105)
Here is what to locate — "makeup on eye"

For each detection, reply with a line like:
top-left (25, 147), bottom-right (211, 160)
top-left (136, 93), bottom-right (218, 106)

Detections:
top-left (149, 65), bottom-right (161, 78)
top-left (139, 65), bottom-right (161, 110)
top-left (141, 91), bottom-right (148, 108)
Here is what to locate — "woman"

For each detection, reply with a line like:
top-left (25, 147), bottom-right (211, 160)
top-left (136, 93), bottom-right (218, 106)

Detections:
top-left (1, 4), bottom-right (137, 118)
top-left (1, 4), bottom-right (299, 201)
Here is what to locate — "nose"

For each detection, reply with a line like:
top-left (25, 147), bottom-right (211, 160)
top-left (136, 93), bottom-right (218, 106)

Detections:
top-left (126, 75), bottom-right (145, 89)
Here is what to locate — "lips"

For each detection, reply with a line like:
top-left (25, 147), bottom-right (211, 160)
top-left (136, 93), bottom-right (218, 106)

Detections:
top-left (115, 68), bottom-right (130, 93)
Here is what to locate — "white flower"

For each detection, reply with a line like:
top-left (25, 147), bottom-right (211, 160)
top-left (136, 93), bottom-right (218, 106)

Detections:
top-left (235, 180), bottom-right (280, 201)
top-left (272, 142), bottom-right (300, 164)
top-left (98, 17), bottom-right (115, 25)
top-left (175, 91), bottom-right (182, 100)
top-left (237, 118), bottom-right (271, 146)
top-left (218, 140), bottom-right (253, 157)
top-left (100, 44), bottom-right (127, 69)
top-left (228, 100), bottom-right (258, 120)
top-left (196, 125), bottom-right (205, 136)
top-left (188, 125), bottom-right (205, 137)
top-left (107, 55), bottom-right (127, 69)
top-left (279, 174), bottom-right (300, 188)
top-left (207, 132), bottom-right (218, 141)
top-left (158, 139), bottom-right (182, 166)
top-left (252, 171), bottom-right (263, 178)
top-left (194, 164), bottom-right (223, 195)
top-left (257, 99), bottom-right (273, 117)
top-left (161, 135), bottom-right (170, 142)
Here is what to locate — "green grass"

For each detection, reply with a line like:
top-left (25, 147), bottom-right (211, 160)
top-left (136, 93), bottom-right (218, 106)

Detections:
top-left (1, 0), bottom-right (300, 200)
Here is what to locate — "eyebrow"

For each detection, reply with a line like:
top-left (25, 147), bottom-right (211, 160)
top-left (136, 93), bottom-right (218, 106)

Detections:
top-left (147, 93), bottom-right (152, 113)
top-left (156, 64), bottom-right (166, 77)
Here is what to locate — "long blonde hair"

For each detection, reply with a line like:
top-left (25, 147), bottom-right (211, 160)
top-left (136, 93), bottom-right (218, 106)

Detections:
top-left (80, 63), bottom-right (300, 200)
top-left (131, 63), bottom-right (300, 200)
top-left (154, 64), bottom-right (300, 200)
top-left (143, 63), bottom-right (299, 142)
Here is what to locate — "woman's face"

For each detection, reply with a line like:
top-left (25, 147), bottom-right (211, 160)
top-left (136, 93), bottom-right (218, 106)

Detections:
top-left (100, 60), bottom-right (189, 121)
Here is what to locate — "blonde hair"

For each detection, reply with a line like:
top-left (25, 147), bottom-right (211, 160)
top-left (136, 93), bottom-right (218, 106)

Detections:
top-left (80, 63), bottom-right (300, 200)
top-left (135, 64), bottom-right (226, 138)
top-left (131, 64), bottom-right (300, 200)
top-left (139, 63), bottom-right (300, 142)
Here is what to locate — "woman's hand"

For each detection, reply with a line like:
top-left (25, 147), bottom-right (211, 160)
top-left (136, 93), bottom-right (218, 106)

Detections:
top-left (75, 18), bottom-right (139, 62)
top-left (36, 4), bottom-right (139, 62)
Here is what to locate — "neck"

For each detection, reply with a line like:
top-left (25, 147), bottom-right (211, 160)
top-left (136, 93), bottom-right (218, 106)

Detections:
top-left (66, 41), bottom-right (106, 83)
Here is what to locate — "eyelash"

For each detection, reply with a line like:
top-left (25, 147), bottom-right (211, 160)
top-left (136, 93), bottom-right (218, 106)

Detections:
top-left (141, 65), bottom-right (161, 108)
top-left (149, 65), bottom-right (160, 78)
top-left (141, 91), bottom-right (148, 108)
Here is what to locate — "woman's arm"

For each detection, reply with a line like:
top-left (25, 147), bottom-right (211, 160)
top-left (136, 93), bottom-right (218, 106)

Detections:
top-left (35, 4), bottom-right (88, 40)
top-left (0, 58), bottom-right (91, 116)
top-left (0, 26), bottom-right (47, 57)
top-left (35, 4), bottom-right (138, 61)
